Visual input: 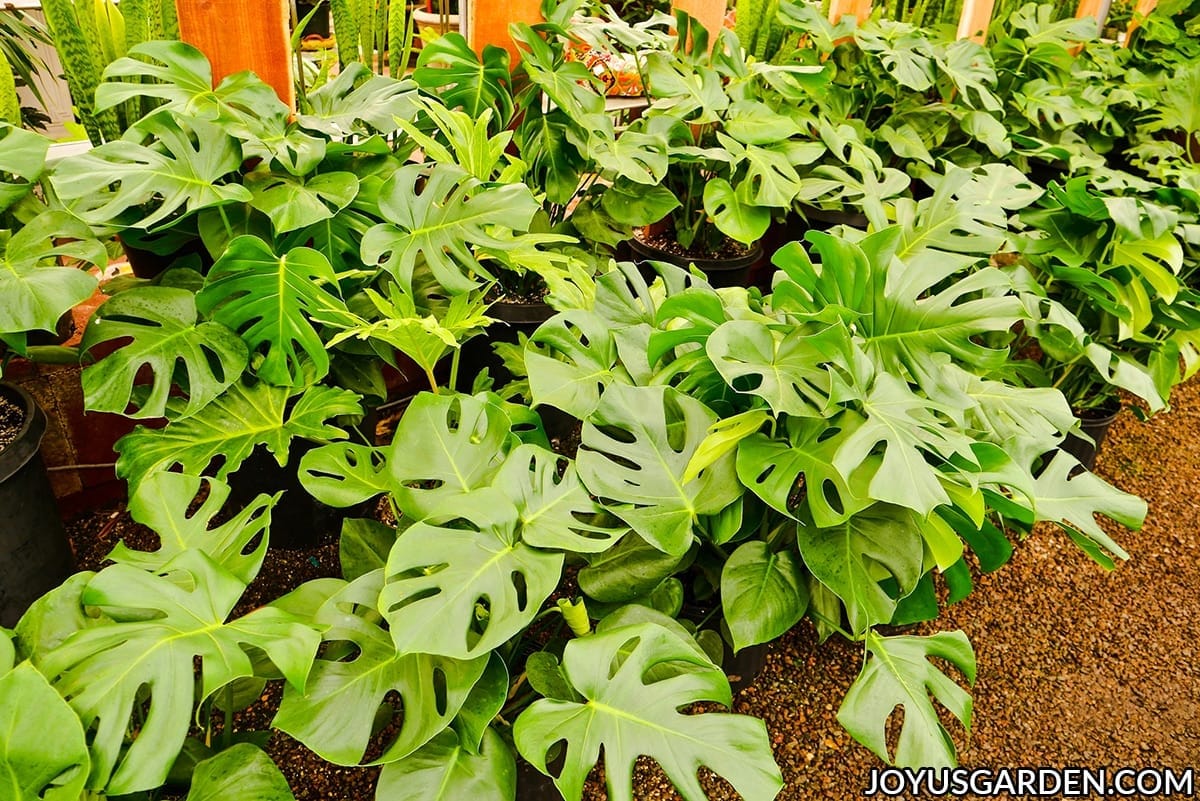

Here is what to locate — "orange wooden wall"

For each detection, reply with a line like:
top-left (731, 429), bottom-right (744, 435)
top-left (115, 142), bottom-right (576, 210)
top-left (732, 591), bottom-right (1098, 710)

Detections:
top-left (177, 0), bottom-right (295, 108)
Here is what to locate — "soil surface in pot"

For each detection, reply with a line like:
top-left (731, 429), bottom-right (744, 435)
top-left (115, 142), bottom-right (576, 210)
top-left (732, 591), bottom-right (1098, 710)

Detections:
top-left (635, 227), bottom-right (753, 261)
top-left (0, 393), bottom-right (24, 450)
top-left (61, 377), bottom-right (1200, 799)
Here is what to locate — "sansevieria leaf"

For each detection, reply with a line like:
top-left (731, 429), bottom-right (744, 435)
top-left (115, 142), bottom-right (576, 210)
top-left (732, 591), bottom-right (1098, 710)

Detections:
top-left (37, 550), bottom-right (320, 794)
top-left (114, 380), bottom-right (361, 487)
top-left (81, 286), bottom-right (248, 419)
top-left (197, 236), bottom-right (350, 388)
top-left (274, 571), bottom-right (488, 766)
top-left (513, 622), bottom-right (783, 801)
top-left (838, 630), bottom-right (975, 768)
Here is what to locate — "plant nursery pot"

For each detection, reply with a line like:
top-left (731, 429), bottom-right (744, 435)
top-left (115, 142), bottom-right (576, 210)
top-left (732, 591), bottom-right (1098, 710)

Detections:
top-left (120, 236), bottom-right (213, 280)
top-left (0, 382), bottom-right (76, 627)
top-left (795, 203), bottom-right (870, 231)
top-left (1060, 401), bottom-right (1122, 472)
top-left (225, 438), bottom-right (367, 551)
top-left (295, 0), bottom-right (331, 37)
top-left (628, 234), bottom-right (760, 289)
top-left (456, 298), bottom-right (556, 393)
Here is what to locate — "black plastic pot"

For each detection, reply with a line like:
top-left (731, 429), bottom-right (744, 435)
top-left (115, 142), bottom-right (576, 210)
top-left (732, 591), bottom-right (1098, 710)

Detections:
top-left (456, 298), bottom-right (556, 393)
top-left (1060, 401), bottom-right (1122, 472)
top-left (295, 0), bottom-right (331, 36)
top-left (795, 204), bottom-right (870, 231)
top-left (628, 235), bottom-right (761, 289)
top-left (0, 383), bottom-right (75, 627)
top-left (225, 437), bottom-right (369, 551)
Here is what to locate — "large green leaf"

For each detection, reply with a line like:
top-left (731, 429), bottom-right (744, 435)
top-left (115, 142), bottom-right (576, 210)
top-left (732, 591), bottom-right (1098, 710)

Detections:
top-left (299, 442), bottom-right (390, 508)
top-left (831, 374), bottom-right (977, 515)
top-left (246, 169), bottom-right (360, 235)
top-left (0, 211), bottom-right (103, 336)
top-left (96, 41), bottom-right (286, 122)
top-left (109, 472), bottom-right (276, 585)
top-left (721, 541), bottom-right (808, 653)
top-left (274, 571), bottom-right (487, 766)
top-left (703, 178), bottom-right (771, 245)
top-left (386, 392), bottom-right (510, 519)
top-left (197, 236), bottom-right (349, 388)
top-left (736, 416), bottom-right (873, 527)
top-left (1022, 452), bottom-right (1144, 568)
top-left (81, 286), bottom-right (248, 419)
top-left (114, 381), bottom-right (361, 487)
top-left (0, 662), bottom-right (90, 801)
top-left (577, 384), bottom-right (741, 556)
top-left (794, 503), bottom-right (926, 634)
top-left (186, 744), bottom-right (295, 801)
top-left (379, 492), bottom-right (563, 660)
top-left (492, 443), bottom-right (626, 553)
top-left (374, 728), bottom-right (514, 801)
top-left (38, 550), bottom-right (319, 794)
top-left (298, 63), bottom-right (419, 136)
top-left (412, 34), bottom-right (513, 125)
top-left (525, 310), bottom-right (630, 419)
top-left (706, 320), bottom-right (848, 417)
top-left (513, 622), bottom-right (782, 801)
top-left (361, 162), bottom-right (540, 294)
top-left (51, 111), bottom-right (252, 228)
top-left (838, 630), bottom-right (975, 768)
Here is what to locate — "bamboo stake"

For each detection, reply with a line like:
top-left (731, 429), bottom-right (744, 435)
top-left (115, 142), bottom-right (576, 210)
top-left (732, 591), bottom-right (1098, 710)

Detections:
top-left (177, 0), bottom-right (294, 108)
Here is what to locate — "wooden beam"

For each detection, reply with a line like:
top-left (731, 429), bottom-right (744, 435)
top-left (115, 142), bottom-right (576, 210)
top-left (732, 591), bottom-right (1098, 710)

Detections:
top-left (1075, 0), bottom-right (1113, 29)
top-left (828, 0), bottom-right (867, 23)
top-left (467, 0), bottom-right (543, 65)
top-left (177, 0), bottom-right (294, 108)
top-left (1124, 0), bottom-right (1158, 43)
top-left (956, 0), bottom-right (996, 42)
top-left (672, 0), bottom-right (729, 42)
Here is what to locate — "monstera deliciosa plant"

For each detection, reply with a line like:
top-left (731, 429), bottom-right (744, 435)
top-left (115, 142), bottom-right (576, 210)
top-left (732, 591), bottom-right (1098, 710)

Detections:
top-left (517, 166), bottom-right (1147, 768)
top-left (46, 42), bottom-right (582, 501)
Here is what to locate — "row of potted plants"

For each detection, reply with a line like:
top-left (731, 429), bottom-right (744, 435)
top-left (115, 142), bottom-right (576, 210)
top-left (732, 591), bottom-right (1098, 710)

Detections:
top-left (0, 0), bottom-right (1197, 798)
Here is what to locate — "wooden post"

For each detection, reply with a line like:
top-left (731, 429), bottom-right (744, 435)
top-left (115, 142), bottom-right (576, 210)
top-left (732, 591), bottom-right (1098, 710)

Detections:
top-left (956, 0), bottom-right (996, 42)
top-left (467, 0), bottom-right (543, 65)
top-left (672, 0), bottom-right (729, 41)
top-left (176, 0), bottom-right (294, 108)
top-left (1074, 0), bottom-right (1113, 30)
top-left (828, 0), bottom-right (869, 22)
top-left (1124, 0), bottom-right (1157, 42)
